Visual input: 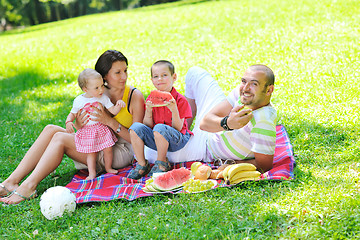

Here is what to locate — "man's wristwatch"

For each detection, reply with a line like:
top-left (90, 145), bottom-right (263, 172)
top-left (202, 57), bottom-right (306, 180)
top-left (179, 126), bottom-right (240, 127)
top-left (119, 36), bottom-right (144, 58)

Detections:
top-left (220, 116), bottom-right (233, 131)
top-left (116, 123), bottom-right (121, 133)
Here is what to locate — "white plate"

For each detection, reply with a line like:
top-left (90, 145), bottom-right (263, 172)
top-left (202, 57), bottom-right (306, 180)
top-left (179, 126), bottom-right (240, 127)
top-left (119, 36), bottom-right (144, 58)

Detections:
top-left (142, 186), bottom-right (183, 194)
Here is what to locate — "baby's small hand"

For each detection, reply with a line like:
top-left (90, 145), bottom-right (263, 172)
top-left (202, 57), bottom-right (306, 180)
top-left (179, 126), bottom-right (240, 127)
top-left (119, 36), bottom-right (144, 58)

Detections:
top-left (116, 100), bottom-right (126, 109)
top-left (66, 122), bottom-right (75, 133)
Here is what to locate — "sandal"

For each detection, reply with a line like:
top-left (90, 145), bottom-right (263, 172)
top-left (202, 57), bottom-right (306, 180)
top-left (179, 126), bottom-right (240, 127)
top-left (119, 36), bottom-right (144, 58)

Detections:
top-left (1, 189), bottom-right (37, 205)
top-left (0, 183), bottom-right (11, 198)
top-left (223, 159), bottom-right (236, 165)
top-left (128, 160), bottom-right (151, 180)
top-left (148, 160), bottom-right (172, 177)
top-left (213, 158), bottom-right (236, 166)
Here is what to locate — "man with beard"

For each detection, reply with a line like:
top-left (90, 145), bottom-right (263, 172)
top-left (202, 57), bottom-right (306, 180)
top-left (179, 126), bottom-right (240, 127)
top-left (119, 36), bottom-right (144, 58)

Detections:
top-left (145, 65), bottom-right (276, 172)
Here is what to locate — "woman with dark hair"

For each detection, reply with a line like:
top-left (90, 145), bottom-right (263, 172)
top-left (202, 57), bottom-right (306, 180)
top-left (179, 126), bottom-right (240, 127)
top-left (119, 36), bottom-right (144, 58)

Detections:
top-left (0, 50), bottom-right (145, 205)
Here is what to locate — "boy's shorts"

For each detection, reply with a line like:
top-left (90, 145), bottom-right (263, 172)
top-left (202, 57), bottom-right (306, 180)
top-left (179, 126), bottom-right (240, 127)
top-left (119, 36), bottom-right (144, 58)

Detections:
top-left (129, 122), bottom-right (191, 152)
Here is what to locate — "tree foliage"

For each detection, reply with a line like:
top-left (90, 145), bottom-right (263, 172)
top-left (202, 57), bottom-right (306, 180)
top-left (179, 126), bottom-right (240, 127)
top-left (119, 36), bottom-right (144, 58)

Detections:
top-left (0, 0), bottom-right (178, 31)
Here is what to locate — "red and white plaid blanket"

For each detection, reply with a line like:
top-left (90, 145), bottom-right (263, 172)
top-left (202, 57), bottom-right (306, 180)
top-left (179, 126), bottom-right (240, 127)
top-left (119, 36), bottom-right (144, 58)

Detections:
top-left (65, 125), bottom-right (295, 203)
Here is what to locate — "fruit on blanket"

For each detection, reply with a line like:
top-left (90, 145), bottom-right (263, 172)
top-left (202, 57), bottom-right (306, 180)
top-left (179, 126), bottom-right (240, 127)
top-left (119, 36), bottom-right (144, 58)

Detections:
top-left (221, 165), bottom-right (233, 181)
top-left (223, 163), bottom-right (257, 181)
top-left (209, 169), bottom-right (221, 179)
top-left (144, 184), bottom-right (158, 192)
top-left (191, 162), bottom-right (203, 176)
top-left (229, 170), bottom-right (261, 183)
top-left (229, 175), bottom-right (261, 185)
top-left (183, 178), bottom-right (216, 193)
top-left (144, 178), bottom-right (158, 192)
top-left (194, 165), bottom-right (212, 180)
top-left (152, 167), bottom-right (191, 191)
top-left (217, 164), bottom-right (230, 171)
top-left (216, 170), bottom-right (224, 179)
top-left (147, 90), bottom-right (174, 107)
top-left (222, 163), bottom-right (260, 185)
top-left (40, 186), bottom-right (76, 220)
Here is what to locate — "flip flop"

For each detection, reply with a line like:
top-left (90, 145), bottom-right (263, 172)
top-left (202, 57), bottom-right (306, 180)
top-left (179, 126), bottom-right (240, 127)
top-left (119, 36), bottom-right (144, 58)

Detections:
top-left (0, 183), bottom-right (11, 198)
top-left (1, 189), bottom-right (37, 205)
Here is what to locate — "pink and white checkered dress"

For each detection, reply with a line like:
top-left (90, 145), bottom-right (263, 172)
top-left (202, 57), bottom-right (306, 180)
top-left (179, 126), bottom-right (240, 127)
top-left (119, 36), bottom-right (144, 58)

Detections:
top-left (75, 123), bottom-right (118, 153)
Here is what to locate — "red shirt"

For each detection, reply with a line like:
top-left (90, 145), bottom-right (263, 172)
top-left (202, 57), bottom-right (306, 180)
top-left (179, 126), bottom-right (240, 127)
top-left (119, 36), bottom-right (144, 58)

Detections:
top-left (148, 88), bottom-right (193, 135)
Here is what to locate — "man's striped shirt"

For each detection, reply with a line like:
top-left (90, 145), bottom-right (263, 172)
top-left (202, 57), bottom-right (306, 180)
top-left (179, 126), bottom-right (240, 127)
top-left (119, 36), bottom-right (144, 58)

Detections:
top-left (207, 86), bottom-right (277, 160)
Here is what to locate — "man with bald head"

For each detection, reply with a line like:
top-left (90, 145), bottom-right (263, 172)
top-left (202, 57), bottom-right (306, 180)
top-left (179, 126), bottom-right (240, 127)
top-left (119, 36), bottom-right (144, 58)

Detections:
top-left (197, 65), bottom-right (276, 172)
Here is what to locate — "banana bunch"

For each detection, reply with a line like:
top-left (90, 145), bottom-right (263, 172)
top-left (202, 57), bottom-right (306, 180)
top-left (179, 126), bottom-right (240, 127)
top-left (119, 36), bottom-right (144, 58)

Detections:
top-left (222, 163), bottom-right (261, 185)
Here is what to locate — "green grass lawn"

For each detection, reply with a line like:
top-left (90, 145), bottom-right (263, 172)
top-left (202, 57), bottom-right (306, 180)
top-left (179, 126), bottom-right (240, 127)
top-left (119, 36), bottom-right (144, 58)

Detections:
top-left (1, 0), bottom-right (359, 238)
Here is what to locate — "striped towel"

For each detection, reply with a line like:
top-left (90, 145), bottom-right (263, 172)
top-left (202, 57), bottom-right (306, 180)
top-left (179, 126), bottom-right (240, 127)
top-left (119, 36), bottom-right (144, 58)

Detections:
top-left (65, 125), bottom-right (295, 203)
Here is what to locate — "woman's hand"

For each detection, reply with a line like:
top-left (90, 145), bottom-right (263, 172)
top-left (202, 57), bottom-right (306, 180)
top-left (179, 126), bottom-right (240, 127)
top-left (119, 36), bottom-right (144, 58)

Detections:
top-left (88, 103), bottom-right (112, 125)
top-left (74, 110), bottom-right (89, 130)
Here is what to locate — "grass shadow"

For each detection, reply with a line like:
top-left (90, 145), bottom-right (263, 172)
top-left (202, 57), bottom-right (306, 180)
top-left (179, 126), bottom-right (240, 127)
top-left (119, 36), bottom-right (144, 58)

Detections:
top-left (279, 114), bottom-right (359, 168)
top-left (0, 69), bottom-right (67, 96)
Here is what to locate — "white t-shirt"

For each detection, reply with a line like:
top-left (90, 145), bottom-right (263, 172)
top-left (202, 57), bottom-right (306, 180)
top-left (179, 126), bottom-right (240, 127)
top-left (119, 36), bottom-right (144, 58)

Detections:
top-left (71, 94), bottom-right (114, 126)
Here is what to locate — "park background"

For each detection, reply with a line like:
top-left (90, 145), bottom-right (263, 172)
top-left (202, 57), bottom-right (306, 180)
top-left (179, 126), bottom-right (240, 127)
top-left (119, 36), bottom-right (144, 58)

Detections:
top-left (1, 0), bottom-right (173, 31)
top-left (0, 0), bottom-right (359, 238)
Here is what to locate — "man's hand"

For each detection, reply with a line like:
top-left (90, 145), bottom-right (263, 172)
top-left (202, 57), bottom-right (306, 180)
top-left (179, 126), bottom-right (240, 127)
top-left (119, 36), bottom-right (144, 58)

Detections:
top-left (227, 105), bottom-right (253, 130)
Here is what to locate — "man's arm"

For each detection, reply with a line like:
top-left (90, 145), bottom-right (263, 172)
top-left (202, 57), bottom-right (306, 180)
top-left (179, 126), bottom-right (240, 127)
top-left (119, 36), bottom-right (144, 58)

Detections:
top-left (200, 99), bottom-right (252, 132)
top-left (234, 152), bottom-right (274, 173)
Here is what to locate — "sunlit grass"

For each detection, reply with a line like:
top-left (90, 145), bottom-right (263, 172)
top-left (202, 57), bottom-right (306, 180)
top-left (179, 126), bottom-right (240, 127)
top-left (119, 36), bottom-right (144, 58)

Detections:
top-left (0, 0), bottom-right (359, 238)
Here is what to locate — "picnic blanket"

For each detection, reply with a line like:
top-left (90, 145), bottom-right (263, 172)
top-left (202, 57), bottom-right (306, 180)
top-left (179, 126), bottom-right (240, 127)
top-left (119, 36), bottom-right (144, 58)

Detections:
top-left (65, 125), bottom-right (295, 203)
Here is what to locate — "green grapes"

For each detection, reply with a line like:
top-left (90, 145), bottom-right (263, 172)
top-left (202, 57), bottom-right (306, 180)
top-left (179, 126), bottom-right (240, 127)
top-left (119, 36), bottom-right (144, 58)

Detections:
top-left (182, 178), bottom-right (215, 193)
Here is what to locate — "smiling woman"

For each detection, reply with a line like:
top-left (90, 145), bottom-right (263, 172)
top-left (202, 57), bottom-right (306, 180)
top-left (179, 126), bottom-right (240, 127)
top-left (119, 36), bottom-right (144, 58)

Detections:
top-left (0, 50), bottom-right (145, 205)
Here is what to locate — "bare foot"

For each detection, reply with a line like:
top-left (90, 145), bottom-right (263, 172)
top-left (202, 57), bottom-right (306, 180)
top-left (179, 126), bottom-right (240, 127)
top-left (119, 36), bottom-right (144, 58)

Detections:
top-left (85, 174), bottom-right (96, 180)
top-left (106, 168), bottom-right (118, 174)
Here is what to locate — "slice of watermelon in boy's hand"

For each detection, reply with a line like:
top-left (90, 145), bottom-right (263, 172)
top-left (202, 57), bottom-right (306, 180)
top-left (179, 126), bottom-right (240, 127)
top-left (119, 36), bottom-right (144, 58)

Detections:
top-left (147, 90), bottom-right (174, 107)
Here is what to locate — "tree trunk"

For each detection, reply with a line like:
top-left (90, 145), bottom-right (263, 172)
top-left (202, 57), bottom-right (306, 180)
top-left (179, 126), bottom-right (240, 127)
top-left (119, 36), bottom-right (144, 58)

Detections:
top-left (55, 4), bottom-right (61, 21)
top-left (67, 3), bottom-right (73, 18)
top-left (120, 0), bottom-right (123, 10)
top-left (1, 18), bottom-right (7, 32)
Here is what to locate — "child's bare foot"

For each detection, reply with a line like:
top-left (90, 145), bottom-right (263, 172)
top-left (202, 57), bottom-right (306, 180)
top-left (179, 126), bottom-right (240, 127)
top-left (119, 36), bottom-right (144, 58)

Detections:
top-left (86, 174), bottom-right (96, 180)
top-left (106, 168), bottom-right (118, 174)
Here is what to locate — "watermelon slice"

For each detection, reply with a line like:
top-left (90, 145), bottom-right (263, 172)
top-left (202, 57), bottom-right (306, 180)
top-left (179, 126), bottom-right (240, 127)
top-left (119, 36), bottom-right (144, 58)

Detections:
top-left (147, 90), bottom-right (173, 107)
top-left (152, 168), bottom-right (191, 191)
